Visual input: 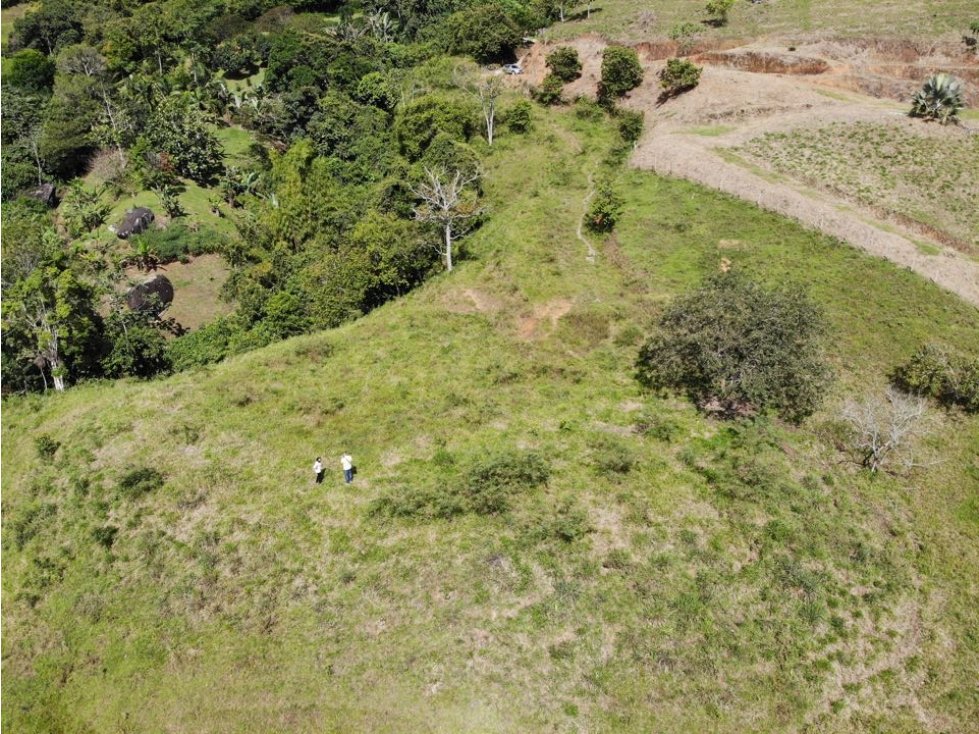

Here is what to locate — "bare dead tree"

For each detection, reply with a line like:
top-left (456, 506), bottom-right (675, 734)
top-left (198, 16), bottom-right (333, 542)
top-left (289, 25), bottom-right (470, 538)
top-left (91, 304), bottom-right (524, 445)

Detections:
top-left (841, 387), bottom-right (934, 473)
top-left (454, 65), bottom-right (504, 146)
top-left (477, 75), bottom-right (504, 146)
top-left (411, 167), bottom-right (482, 272)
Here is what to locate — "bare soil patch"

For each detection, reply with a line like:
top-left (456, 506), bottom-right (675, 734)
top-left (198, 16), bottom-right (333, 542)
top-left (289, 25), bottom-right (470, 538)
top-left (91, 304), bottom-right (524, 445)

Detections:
top-left (516, 298), bottom-right (574, 340)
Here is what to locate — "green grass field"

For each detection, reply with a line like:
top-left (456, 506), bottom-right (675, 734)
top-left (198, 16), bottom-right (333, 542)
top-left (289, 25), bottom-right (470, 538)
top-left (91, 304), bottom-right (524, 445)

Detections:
top-left (546, 0), bottom-right (979, 41)
top-left (3, 104), bottom-right (979, 733)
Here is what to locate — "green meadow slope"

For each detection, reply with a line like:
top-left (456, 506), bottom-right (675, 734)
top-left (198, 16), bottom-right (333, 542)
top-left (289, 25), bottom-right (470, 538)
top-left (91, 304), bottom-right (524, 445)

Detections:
top-left (3, 107), bottom-right (979, 733)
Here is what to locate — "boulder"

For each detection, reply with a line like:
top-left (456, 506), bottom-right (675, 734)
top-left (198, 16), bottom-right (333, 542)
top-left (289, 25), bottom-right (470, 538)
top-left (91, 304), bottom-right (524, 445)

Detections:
top-left (25, 183), bottom-right (57, 207)
top-left (113, 207), bottom-right (155, 239)
top-left (126, 274), bottom-right (174, 314)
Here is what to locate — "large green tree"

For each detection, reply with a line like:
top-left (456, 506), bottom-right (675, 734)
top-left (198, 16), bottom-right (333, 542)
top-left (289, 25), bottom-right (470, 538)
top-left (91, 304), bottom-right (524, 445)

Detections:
top-left (636, 271), bottom-right (832, 422)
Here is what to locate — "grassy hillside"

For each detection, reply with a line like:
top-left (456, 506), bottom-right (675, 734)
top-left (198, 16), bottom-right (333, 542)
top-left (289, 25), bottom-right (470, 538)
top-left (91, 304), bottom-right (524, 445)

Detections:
top-left (3, 105), bottom-right (979, 733)
top-left (546, 0), bottom-right (979, 41)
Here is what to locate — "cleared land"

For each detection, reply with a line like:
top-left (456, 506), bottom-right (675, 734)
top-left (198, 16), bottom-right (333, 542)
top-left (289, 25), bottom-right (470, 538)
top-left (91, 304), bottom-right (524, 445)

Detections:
top-left (514, 36), bottom-right (979, 303)
top-left (736, 121), bottom-right (979, 252)
top-left (124, 254), bottom-right (232, 331)
top-left (4, 106), bottom-right (979, 733)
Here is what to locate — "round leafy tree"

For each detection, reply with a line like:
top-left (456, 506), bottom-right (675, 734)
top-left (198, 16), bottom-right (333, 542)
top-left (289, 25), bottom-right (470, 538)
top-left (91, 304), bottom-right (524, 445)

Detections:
top-left (435, 4), bottom-right (522, 63)
top-left (599, 45), bottom-right (643, 103)
top-left (636, 272), bottom-right (832, 422)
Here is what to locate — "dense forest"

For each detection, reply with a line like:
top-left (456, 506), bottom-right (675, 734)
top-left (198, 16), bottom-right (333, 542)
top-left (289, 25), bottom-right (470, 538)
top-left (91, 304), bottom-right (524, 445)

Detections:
top-left (1, 0), bottom-right (579, 393)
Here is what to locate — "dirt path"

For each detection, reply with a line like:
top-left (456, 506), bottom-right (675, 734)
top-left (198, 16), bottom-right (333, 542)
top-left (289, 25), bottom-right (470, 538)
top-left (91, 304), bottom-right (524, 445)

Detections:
top-left (516, 38), bottom-right (979, 306)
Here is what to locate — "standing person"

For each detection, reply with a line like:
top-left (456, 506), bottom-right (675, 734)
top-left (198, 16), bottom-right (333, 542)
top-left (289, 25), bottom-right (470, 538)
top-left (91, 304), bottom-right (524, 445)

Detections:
top-left (341, 452), bottom-right (354, 484)
top-left (313, 457), bottom-right (325, 484)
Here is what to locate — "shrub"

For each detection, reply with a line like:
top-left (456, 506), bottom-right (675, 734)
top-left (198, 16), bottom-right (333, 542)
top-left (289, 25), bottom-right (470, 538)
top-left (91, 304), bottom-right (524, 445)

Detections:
top-left (546, 47), bottom-right (582, 82)
top-left (101, 314), bottom-right (171, 379)
top-left (635, 413), bottom-right (681, 442)
top-left (369, 483), bottom-right (466, 520)
top-left (599, 46), bottom-right (643, 103)
top-left (909, 74), bottom-right (964, 125)
top-left (659, 58), bottom-right (702, 99)
top-left (60, 182), bottom-right (111, 238)
top-left (668, 22), bottom-right (701, 54)
top-left (617, 109), bottom-right (644, 143)
top-left (585, 177), bottom-right (623, 233)
top-left (636, 272), bottom-right (832, 422)
top-left (591, 435), bottom-right (636, 474)
top-left (395, 95), bottom-right (476, 160)
top-left (705, 0), bottom-right (736, 26)
top-left (355, 71), bottom-right (398, 111)
top-left (132, 224), bottom-right (216, 263)
top-left (461, 451), bottom-right (550, 515)
top-left (533, 74), bottom-right (565, 106)
top-left (92, 525), bottom-right (118, 549)
top-left (506, 100), bottom-right (533, 132)
top-left (34, 434), bottom-right (60, 460)
top-left (893, 344), bottom-right (979, 412)
top-left (117, 467), bottom-right (165, 498)
top-left (526, 497), bottom-right (590, 543)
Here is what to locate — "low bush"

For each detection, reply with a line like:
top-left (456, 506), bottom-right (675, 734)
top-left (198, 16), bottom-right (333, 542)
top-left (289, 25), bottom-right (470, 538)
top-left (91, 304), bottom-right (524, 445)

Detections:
top-left (636, 272), bottom-right (832, 422)
top-left (34, 434), bottom-right (60, 460)
top-left (585, 177), bottom-right (623, 233)
top-left (371, 450), bottom-right (550, 520)
top-left (616, 109), bottom-right (645, 143)
top-left (506, 100), bottom-right (533, 133)
top-left (533, 74), bottom-right (565, 106)
top-left (524, 497), bottom-right (590, 543)
top-left (892, 344), bottom-right (979, 412)
top-left (369, 483), bottom-right (466, 520)
top-left (635, 413), bottom-right (681, 442)
top-left (669, 22), bottom-right (701, 54)
top-left (8, 502), bottom-right (57, 551)
top-left (118, 467), bottom-right (165, 498)
top-left (573, 98), bottom-right (605, 122)
top-left (461, 451), bottom-right (550, 515)
top-left (92, 525), bottom-right (119, 549)
top-left (132, 224), bottom-right (219, 264)
top-left (546, 47), bottom-right (582, 82)
top-left (659, 58), bottom-right (702, 99)
top-left (591, 435), bottom-right (636, 474)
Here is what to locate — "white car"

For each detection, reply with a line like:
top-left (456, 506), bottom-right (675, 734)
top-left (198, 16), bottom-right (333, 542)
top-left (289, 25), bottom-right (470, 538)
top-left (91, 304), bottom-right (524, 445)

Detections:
top-left (502, 63), bottom-right (522, 75)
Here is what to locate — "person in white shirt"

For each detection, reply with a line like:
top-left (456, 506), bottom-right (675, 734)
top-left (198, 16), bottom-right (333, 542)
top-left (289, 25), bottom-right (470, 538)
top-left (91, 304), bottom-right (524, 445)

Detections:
top-left (341, 452), bottom-right (354, 484)
top-left (313, 457), bottom-right (324, 484)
